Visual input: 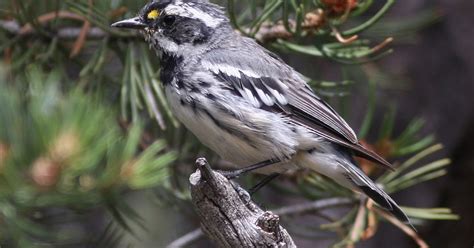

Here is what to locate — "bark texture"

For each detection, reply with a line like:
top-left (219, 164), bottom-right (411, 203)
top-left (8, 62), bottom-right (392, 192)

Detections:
top-left (189, 158), bottom-right (296, 248)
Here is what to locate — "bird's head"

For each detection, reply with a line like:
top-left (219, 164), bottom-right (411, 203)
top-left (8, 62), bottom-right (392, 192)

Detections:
top-left (111, 0), bottom-right (231, 57)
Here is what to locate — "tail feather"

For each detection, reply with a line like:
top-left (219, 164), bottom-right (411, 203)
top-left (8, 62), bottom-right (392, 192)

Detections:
top-left (341, 159), bottom-right (414, 229)
top-left (359, 185), bottom-right (411, 224)
top-left (300, 148), bottom-right (414, 229)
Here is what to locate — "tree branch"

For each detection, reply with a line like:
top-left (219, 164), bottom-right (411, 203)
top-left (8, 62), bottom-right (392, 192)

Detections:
top-left (167, 196), bottom-right (353, 247)
top-left (189, 158), bottom-right (296, 248)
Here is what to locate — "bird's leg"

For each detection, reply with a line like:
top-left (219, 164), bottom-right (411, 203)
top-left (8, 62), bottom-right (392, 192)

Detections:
top-left (248, 173), bottom-right (281, 195)
top-left (219, 158), bottom-right (281, 179)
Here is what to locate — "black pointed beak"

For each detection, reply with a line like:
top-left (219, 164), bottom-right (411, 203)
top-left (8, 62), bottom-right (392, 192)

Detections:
top-left (111, 17), bottom-right (146, 29)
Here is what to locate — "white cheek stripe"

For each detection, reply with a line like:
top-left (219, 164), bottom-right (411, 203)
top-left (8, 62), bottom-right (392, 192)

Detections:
top-left (165, 4), bottom-right (223, 28)
top-left (157, 36), bottom-right (179, 53)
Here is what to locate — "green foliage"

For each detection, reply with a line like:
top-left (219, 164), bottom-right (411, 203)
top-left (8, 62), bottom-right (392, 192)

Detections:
top-left (0, 67), bottom-right (175, 246)
top-left (0, 0), bottom-right (455, 247)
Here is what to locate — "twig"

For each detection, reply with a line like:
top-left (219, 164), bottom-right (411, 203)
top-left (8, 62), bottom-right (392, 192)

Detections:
top-left (273, 197), bottom-right (354, 216)
top-left (19, 11), bottom-right (86, 35)
top-left (251, 9), bottom-right (325, 43)
top-left (372, 207), bottom-right (428, 248)
top-left (361, 199), bottom-right (378, 240)
top-left (347, 198), bottom-right (367, 248)
top-left (370, 37), bottom-right (394, 53)
top-left (331, 26), bottom-right (358, 44)
top-left (70, 0), bottom-right (93, 57)
top-left (251, 22), bottom-right (293, 43)
top-left (166, 229), bottom-right (204, 248)
top-left (0, 20), bottom-right (110, 40)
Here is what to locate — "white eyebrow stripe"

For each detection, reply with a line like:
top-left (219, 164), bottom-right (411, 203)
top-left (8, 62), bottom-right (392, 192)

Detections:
top-left (165, 4), bottom-right (223, 28)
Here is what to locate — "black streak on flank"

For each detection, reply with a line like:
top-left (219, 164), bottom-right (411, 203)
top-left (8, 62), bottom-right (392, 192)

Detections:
top-left (189, 85), bottom-right (201, 93)
top-left (176, 80), bottom-right (185, 89)
top-left (206, 93), bottom-right (217, 101)
top-left (190, 99), bottom-right (198, 113)
top-left (175, 93), bottom-right (258, 148)
top-left (201, 109), bottom-right (257, 148)
top-left (199, 80), bottom-right (211, 88)
top-left (178, 96), bottom-right (198, 114)
top-left (307, 148), bottom-right (317, 154)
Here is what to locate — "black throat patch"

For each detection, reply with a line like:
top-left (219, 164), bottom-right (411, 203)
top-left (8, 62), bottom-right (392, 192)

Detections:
top-left (160, 53), bottom-right (183, 85)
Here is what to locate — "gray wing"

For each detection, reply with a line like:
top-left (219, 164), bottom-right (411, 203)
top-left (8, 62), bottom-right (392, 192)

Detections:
top-left (202, 40), bottom-right (393, 170)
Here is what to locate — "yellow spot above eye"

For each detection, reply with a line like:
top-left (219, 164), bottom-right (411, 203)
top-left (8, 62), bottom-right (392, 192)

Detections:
top-left (147, 10), bottom-right (160, 20)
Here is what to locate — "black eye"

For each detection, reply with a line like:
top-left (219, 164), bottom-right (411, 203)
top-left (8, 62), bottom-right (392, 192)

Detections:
top-left (162, 15), bottom-right (176, 26)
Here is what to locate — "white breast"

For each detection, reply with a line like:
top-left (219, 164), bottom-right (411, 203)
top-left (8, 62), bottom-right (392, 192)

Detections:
top-left (165, 86), bottom-right (270, 166)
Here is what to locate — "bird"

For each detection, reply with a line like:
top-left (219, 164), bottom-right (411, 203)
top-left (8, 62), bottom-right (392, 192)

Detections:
top-left (112, 0), bottom-right (411, 225)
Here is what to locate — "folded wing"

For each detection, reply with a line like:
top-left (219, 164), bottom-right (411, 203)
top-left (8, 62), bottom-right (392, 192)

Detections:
top-left (202, 46), bottom-right (394, 170)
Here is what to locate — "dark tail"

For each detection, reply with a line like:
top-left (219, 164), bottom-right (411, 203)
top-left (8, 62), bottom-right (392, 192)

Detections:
top-left (359, 185), bottom-right (413, 228)
top-left (341, 159), bottom-right (415, 229)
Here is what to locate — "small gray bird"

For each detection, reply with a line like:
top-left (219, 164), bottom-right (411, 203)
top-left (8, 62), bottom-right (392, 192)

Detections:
top-left (112, 0), bottom-right (411, 224)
